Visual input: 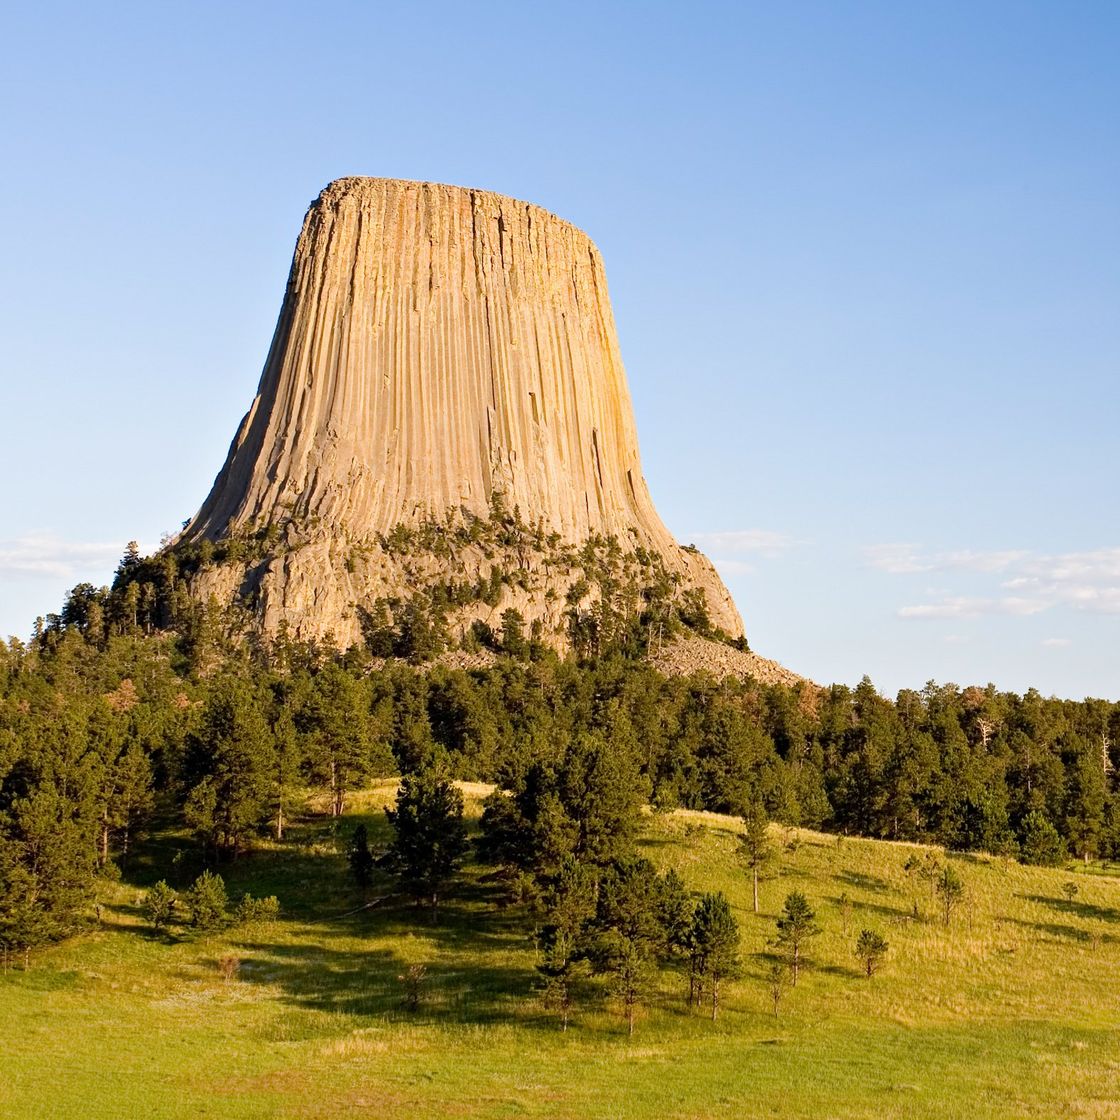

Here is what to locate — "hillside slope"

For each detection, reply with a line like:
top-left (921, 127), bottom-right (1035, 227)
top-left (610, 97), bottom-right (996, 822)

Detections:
top-left (3, 784), bottom-right (1118, 1119)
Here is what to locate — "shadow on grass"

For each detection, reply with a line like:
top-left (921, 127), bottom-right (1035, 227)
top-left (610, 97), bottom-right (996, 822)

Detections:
top-left (818, 962), bottom-right (863, 979)
top-left (1021, 893), bottom-right (1120, 923)
top-left (825, 894), bottom-right (910, 920)
top-left (98, 900), bottom-right (177, 941)
top-left (211, 856), bottom-right (546, 1027)
top-left (835, 870), bottom-right (892, 893)
top-left (1000, 916), bottom-right (1101, 943)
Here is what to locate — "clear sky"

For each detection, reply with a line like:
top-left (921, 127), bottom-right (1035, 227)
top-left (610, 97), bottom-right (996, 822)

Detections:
top-left (2, 1), bottom-right (1117, 699)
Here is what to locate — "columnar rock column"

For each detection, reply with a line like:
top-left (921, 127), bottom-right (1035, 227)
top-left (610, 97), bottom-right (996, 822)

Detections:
top-left (183, 178), bottom-right (742, 647)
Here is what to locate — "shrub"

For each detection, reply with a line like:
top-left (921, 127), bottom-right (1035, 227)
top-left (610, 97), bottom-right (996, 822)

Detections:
top-left (184, 871), bottom-right (228, 931)
top-left (234, 893), bottom-right (279, 926)
top-left (144, 880), bottom-right (177, 932)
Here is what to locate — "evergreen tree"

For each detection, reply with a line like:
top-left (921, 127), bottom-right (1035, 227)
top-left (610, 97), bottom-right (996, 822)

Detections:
top-left (384, 765), bottom-right (468, 912)
top-left (738, 794), bottom-right (775, 914)
top-left (1063, 736), bottom-right (1106, 862)
top-left (1020, 810), bottom-right (1066, 867)
top-left (774, 891), bottom-right (821, 985)
top-left (500, 608), bottom-right (528, 659)
top-left (348, 822), bottom-right (375, 890)
top-left (595, 931), bottom-right (652, 1036)
top-left (935, 865), bottom-right (965, 926)
top-left (144, 881), bottom-right (178, 932)
top-left (854, 928), bottom-right (888, 977)
top-left (184, 870), bottom-right (228, 931)
top-left (688, 892), bottom-right (741, 1019)
top-left (535, 858), bottom-right (596, 1029)
top-left (301, 665), bottom-right (372, 818)
top-left (182, 676), bottom-right (273, 855)
top-left (0, 780), bottom-right (97, 952)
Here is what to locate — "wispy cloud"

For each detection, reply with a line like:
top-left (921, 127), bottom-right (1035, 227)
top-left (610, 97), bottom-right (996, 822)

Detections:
top-left (1042, 637), bottom-right (1073, 648)
top-left (865, 543), bottom-right (1028, 575)
top-left (899, 596), bottom-right (1050, 620)
top-left (0, 534), bottom-right (133, 581)
top-left (868, 544), bottom-right (1120, 620)
top-left (691, 530), bottom-right (801, 558)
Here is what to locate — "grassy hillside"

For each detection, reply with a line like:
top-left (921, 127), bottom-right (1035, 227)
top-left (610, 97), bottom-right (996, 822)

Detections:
top-left (4, 781), bottom-right (1119, 1119)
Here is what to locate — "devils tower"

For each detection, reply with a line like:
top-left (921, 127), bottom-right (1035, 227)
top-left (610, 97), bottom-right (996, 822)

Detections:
top-left (180, 178), bottom-right (743, 651)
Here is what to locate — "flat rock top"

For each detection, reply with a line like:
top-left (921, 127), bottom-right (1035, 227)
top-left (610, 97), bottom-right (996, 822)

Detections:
top-left (315, 176), bottom-right (591, 240)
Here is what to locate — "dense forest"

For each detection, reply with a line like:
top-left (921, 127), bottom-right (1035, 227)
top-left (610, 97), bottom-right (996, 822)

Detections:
top-left (2, 543), bottom-right (1118, 957)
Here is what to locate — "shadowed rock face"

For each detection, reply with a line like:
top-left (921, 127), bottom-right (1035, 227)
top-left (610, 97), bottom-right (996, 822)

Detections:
top-left (183, 178), bottom-right (742, 647)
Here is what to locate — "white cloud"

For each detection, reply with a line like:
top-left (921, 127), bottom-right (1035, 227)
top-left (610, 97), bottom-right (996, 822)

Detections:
top-left (0, 534), bottom-right (135, 581)
top-left (865, 543), bottom-right (1028, 575)
top-left (899, 596), bottom-right (1050, 620)
top-left (872, 543), bottom-right (1120, 620)
top-left (690, 530), bottom-right (800, 558)
top-left (1041, 637), bottom-right (1073, 648)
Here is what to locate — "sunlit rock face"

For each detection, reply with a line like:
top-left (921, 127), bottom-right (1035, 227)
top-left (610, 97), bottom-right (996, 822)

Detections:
top-left (182, 178), bottom-right (742, 647)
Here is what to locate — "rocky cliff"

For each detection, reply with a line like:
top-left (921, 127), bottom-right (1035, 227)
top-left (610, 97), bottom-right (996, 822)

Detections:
top-left (179, 177), bottom-right (743, 650)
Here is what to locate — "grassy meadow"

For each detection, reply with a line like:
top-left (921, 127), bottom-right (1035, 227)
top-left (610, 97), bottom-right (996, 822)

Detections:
top-left (3, 780), bottom-right (1119, 1119)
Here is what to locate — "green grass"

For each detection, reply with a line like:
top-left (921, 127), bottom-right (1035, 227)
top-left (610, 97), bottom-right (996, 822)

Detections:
top-left (4, 782), bottom-right (1120, 1119)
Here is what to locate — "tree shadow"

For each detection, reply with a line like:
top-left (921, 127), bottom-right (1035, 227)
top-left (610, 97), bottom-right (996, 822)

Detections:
top-left (1020, 893), bottom-right (1120, 923)
top-left (835, 870), bottom-right (891, 893)
top-left (97, 901), bottom-right (180, 941)
top-left (824, 894), bottom-right (909, 920)
top-left (1000, 916), bottom-right (1091, 943)
top-left (817, 962), bottom-right (862, 979)
top-left (218, 859), bottom-right (545, 1027)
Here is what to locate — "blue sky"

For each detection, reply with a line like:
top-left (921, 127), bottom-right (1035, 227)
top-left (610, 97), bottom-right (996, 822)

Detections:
top-left (2, 1), bottom-right (1117, 698)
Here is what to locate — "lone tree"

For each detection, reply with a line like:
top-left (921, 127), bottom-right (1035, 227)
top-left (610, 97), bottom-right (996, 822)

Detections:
top-left (935, 865), bottom-right (965, 927)
top-left (384, 765), bottom-right (468, 913)
top-left (774, 890), bottom-right (821, 985)
top-left (765, 960), bottom-right (789, 1016)
top-left (688, 892), bottom-right (741, 1020)
top-left (347, 823), bottom-right (375, 890)
top-left (854, 928), bottom-right (888, 978)
top-left (904, 851), bottom-right (945, 916)
top-left (738, 796), bottom-right (775, 915)
top-left (1061, 881), bottom-right (1079, 904)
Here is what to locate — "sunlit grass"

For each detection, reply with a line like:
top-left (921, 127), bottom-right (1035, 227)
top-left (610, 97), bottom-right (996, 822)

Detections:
top-left (3, 780), bottom-right (1119, 1118)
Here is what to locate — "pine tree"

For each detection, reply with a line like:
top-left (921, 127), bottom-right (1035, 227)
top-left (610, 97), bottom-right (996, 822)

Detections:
top-left (854, 928), bottom-right (888, 977)
top-left (688, 892), bottom-right (741, 1020)
top-left (535, 857), bottom-right (596, 1029)
top-left (774, 890), bottom-right (821, 985)
top-left (302, 665), bottom-right (372, 818)
top-left (144, 881), bottom-right (178, 932)
top-left (1020, 810), bottom-right (1066, 867)
top-left (738, 795), bottom-right (775, 914)
top-left (184, 870), bottom-right (228, 931)
top-left (348, 823), bottom-right (375, 890)
top-left (935, 865), bottom-right (965, 926)
top-left (384, 764), bottom-right (468, 912)
top-left (182, 677), bottom-right (273, 855)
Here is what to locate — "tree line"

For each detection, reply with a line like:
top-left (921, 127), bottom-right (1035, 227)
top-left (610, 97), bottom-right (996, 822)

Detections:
top-left (2, 560), bottom-right (1119, 954)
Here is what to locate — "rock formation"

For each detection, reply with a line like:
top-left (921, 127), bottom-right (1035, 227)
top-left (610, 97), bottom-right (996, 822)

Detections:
top-left (179, 177), bottom-right (743, 650)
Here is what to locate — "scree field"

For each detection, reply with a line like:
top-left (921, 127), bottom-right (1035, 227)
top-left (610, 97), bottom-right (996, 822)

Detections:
top-left (4, 781), bottom-right (1118, 1119)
